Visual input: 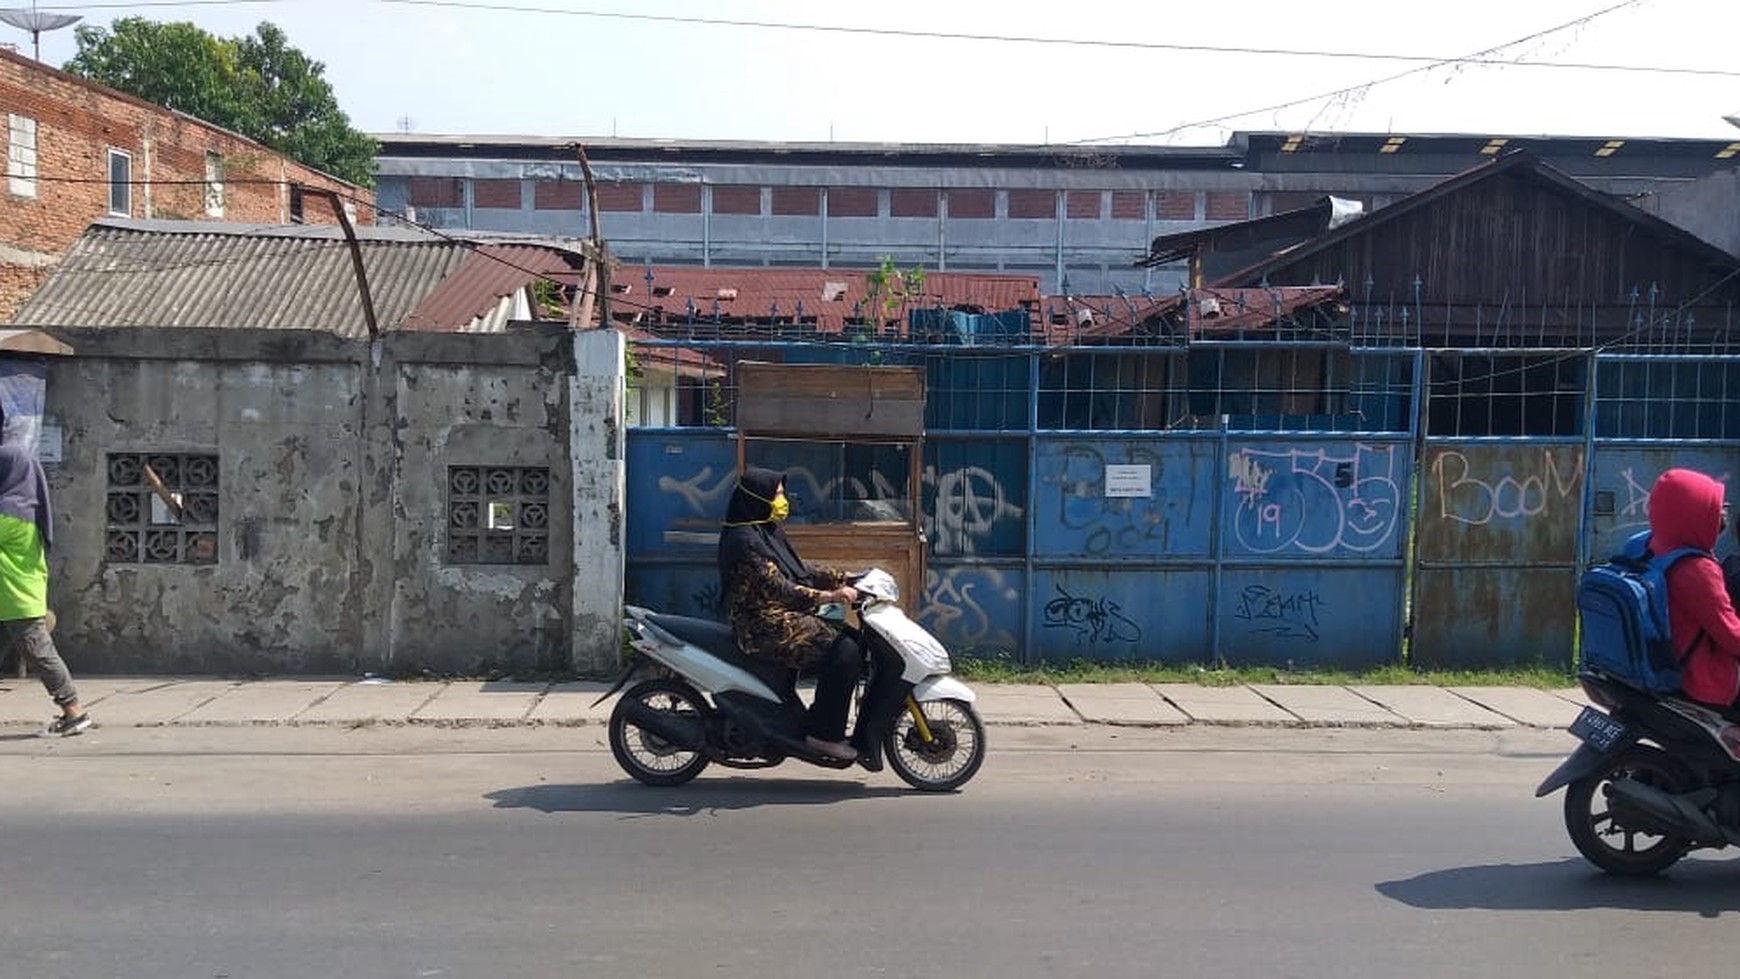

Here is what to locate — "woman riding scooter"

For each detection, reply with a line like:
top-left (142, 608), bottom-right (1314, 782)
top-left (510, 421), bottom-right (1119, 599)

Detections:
top-left (717, 467), bottom-right (892, 764)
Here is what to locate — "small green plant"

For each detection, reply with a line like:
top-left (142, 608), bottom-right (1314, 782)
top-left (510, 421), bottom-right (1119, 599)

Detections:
top-left (531, 278), bottom-right (564, 318)
top-left (703, 378), bottom-right (730, 427)
top-left (862, 255), bottom-right (926, 336)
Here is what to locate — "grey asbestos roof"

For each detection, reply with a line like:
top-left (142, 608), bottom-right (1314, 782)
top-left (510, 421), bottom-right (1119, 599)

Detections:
top-left (12, 220), bottom-right (592, 338)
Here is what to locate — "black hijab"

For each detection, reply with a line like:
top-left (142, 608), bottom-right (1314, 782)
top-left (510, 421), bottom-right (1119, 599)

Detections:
top-left (0, 444), bottom-right (51, 551)
top-left (717, 466), bottom-right (813, 600)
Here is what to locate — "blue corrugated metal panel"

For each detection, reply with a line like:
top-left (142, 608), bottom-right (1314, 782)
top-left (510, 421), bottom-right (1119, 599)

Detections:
top-left (1031, 436), bottom-right (1217, 559)
top-left (624, 430), bottom-right (736, 557)
top-left (625, 562), bottom-right (723, 620)
top-left (915, 562), bottom-right (1025, 656)
top-left (1220, 439), bottom-right (1411, 559)
top-left (1216, 568), bottom-right (1400, 669)
top-left (1586, 446), bottom-right (1740, 561)
top-left (1030, 568), bottom-right (1212, 662)
top-left (925, 436), bottom-right (1028, 558)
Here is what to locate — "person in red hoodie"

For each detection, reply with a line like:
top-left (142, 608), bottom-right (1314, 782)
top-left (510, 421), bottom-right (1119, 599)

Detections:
top-left (1649, 468), bottom-right (1740, 706)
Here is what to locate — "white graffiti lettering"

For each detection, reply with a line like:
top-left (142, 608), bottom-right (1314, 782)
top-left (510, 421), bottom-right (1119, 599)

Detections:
top-left (1228, 444), bottom-right (1402, 554)
top-left (656, 465), bottom-right (737, 515)
top-left (928, 465), bottom-right (1023, 556)
top-left (1431, 448), bottom-right (1583, 525)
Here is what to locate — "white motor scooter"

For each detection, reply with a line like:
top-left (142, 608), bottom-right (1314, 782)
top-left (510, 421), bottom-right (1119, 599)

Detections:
top-left (603, 568), bottom-right (986, 791)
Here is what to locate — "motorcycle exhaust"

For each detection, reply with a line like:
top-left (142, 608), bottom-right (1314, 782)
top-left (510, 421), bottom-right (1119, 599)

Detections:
top-left (618, 700), bottom-right (707, 751)
top-left (1606, 779), bottom-right (1727, 845)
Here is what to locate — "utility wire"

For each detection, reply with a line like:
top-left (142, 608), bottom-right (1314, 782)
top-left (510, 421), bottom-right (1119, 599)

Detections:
top-left (1073, 0), bottom-right (1651, 144)
top-left (37, 0), bottom-right (1732, 79)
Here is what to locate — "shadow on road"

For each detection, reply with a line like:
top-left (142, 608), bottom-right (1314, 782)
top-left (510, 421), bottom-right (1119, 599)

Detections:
top-left (486, 777), bottom-right (913, 816)
top-left (1378, 859), bottom-right (1740, 917)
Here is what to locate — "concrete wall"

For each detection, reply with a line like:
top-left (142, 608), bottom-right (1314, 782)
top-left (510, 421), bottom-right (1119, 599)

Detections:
top-left (38, 325), bottom-right (618, 677)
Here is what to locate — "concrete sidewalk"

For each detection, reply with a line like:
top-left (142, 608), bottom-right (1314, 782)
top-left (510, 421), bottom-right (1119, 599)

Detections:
top-left (0, 675), bottom-right (1595, 731)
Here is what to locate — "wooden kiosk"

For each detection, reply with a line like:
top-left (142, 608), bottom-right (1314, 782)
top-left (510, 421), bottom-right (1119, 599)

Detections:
top-left (734, 362), bottom-right (927, 612)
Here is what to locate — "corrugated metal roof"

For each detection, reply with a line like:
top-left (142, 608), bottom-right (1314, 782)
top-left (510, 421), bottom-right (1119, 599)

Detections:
top-left (1047, 286), bottom-right (1344, 343)
top-left (401, 244), bottom-right (585, 332)
top-left (11, 220), bottom-right (590, 337)
top-left (623, 266), bottom-right (1040, 333)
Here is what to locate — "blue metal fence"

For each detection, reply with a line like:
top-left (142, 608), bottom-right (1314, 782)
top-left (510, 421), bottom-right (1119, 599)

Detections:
top-left (624, 341), bottom-right (1740, 670)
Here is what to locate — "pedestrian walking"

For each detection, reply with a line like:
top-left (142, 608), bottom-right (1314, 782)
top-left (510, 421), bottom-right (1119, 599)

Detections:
top-left (0, 443), bottom-right (89, 736)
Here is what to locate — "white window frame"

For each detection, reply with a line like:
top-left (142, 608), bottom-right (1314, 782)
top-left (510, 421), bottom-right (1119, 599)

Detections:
top-left (107, 148), bottom-right (132, 217)
top-left (203, 150), bottom-right (224, 218)
top-left (7, 114), bottom-right (37, 199)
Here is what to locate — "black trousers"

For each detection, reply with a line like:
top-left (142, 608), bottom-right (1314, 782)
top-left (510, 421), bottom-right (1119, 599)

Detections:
top-left (851, 641), bottom-right (908, 752)
top-left (804, 634), bottom-right (863, 741)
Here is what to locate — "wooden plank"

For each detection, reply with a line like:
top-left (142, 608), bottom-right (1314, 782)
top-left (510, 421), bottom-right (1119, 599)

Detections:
top-left (737, 362), bottom-right (926, 438)
top-left (785, 522), bottom-right (923, 613)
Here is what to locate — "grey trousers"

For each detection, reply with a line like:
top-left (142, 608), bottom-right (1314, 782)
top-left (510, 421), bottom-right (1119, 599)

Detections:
top-left (3, 617), bottom-right (78, 708)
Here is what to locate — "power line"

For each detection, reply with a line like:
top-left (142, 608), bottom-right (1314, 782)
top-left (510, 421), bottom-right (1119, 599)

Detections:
top-left (38, 0), bottom-right (1734, 79)
top-left (1073, 0), bottom-right (1653, 144)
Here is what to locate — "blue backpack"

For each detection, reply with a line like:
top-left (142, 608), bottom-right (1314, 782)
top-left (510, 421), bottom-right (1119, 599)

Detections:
top-left (1575, 530), bottom-right (1708, 693)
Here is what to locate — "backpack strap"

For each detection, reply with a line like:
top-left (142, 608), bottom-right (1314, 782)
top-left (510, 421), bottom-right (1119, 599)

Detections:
top-left (1653, 545), bottom-right (1717, 665)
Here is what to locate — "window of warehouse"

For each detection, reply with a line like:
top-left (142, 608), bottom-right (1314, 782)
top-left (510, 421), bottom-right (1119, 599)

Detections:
top-left (6, 114), bottom-right (36, 198)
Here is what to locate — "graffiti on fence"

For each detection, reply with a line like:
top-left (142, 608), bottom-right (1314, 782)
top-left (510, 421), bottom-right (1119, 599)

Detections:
top-left (926, 464), bottom-right (1024, 555)
top-left (1429, 447), bottom-right (1583, 525)
top-left (780, 466), bottom-right (908, 522)
top-left (657, 464), bottom-right (737, 518)
top-left (918, 566), bottom-right (1020, 651)
top-left (1041, 583), bottom-right (1142, 646)
top-left (1052, 444), bottom-right (1168, 555)
top-left (1234, 584), bottom-right (1327, 642)
top-left (1608, 465), bottom-right (1733, 533)
top-left (1227, 443), bottom-right (1403, 554)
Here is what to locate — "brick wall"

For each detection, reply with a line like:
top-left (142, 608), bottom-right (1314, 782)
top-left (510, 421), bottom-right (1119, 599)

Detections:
top-left (0, 47), bottom-right (375, 322)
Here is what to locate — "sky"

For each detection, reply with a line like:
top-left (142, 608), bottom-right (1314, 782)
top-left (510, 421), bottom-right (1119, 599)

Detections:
top-left (12, 0), bottom-right (1740, 146)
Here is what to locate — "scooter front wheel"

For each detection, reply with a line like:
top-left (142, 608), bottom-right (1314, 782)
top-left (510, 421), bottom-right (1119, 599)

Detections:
top-left (608, 678), bottom-right (712, 787)
top-left (884, 697), bottom-right (986, 792)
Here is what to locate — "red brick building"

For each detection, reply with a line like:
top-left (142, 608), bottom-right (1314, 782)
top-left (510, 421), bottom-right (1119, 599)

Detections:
top-left (0, 46), bottom-right (374, 321)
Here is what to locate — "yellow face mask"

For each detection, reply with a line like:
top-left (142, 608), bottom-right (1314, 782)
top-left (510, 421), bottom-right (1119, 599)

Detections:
top-left (769, 490), bottom-right (791, 523)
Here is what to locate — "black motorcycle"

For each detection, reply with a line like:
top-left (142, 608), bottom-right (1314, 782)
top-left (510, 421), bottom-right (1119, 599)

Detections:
top-left (1537, 669), bottom-right (1740, 875)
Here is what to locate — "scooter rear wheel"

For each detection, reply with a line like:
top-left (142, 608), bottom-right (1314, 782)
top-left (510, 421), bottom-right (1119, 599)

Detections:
top-left (609, 678), bottom-right (711, 787)
top-left (884, 697), bottom-right (986, 792)
top-left (1563, 744), bottom-right (1694, 876)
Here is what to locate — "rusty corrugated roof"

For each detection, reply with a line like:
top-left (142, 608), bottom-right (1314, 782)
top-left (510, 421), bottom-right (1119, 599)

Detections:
top-left (621, 266), bottom-right (1040, 333)
top-left (12, 220), bottom-right (590, 337)
top-left (401, 244), bottom-right (585, 332)
top-left (1045, 286), bottom-right (1345, 343)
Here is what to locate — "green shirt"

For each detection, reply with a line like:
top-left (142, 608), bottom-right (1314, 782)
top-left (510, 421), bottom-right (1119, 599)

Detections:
top-left (0, 512), bottom-right (48, 620)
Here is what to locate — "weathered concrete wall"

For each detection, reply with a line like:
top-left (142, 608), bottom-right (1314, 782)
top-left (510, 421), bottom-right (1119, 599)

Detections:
top-left (570, 330), bottom-right (625, 674)
top-left (39, 326), bottom-right (595, 676)
top-left (386, 339), bottom-right (574, 674)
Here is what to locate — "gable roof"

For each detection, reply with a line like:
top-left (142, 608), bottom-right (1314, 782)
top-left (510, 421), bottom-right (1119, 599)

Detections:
top-left (11, 220), bottom-right (594, 337)
top-left (1174, 152), bottom-right (1740, 288)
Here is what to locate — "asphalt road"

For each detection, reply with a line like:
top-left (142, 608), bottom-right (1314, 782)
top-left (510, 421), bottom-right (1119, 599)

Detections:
top-left (2, 724), bottom-right (1737, 979)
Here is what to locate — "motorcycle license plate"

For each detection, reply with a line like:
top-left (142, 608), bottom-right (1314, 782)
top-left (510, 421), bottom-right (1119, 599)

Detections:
top-left (1568, 706), bottom-right (1628, 752)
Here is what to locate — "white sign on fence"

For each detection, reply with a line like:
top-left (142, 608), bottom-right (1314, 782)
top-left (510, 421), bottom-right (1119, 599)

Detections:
top-left (1104, 464), bottom-right (1152, 498)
